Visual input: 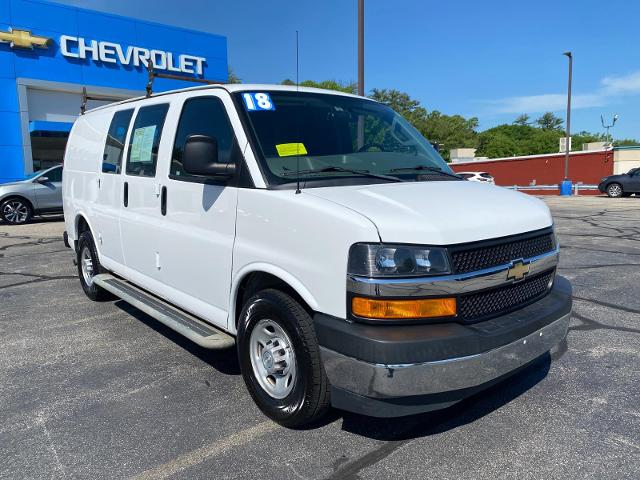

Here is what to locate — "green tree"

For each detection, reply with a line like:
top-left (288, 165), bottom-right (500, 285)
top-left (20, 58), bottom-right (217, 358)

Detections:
top-left (422, 111), bottom-right (479, 160)
top-left (535, 112), bottom-right (564, 130)
top-left (613, 138), bottom-right (640, 147)
top-left (369, 88), bottom-right (427, 126)
top-left (513, 114), bottom-right (531, 126)
top-left (369, 88), bottom-right (478, 160)
top-left (227, 67), bottom-right (241, 84)
top-left (280, 79), bottom-right (357, 94)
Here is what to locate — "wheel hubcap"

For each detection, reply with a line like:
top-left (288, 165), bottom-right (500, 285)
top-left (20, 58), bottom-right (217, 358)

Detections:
top-left (609, 185), bottom-right (622, 196)
top-left (3, 201), bottom-right (28, 223)
top-left (80, 247), bottom-right (95, 286)
top-left (249, 319), bottom-right (296, 399)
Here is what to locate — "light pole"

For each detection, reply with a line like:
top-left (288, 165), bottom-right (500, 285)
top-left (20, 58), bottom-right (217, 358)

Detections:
top-left (357, 0), bottom-right (365, 147)
top-left (563, 51), bottom-right (572, 181)
top-left (601, 114), bottom-right (618, 145)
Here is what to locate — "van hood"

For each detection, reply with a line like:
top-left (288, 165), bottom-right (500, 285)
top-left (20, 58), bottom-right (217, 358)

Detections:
top-left (307, 181), bottom-right (553, 245)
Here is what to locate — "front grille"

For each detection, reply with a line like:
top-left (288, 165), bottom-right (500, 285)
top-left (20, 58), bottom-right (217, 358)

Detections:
top-left (458, 270), bottom-right (555, 322)
top-left (450, 230), bottom-right (554, 274)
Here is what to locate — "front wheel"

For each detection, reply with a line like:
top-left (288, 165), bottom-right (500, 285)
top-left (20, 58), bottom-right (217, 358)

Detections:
top-left (1, 198), bottom-right (32, 224)
top-left (607, 183), bottom-right (623, 198)
top-left (237, 289), bottom-right (330, 428)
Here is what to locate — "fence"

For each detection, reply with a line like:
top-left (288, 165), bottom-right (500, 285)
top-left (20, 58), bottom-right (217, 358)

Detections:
top-left (504, 184), bottom-right (600, 195)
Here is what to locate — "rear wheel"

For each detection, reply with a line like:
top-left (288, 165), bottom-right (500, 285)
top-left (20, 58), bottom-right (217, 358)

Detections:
top-left (237, 289), bottom-right (330, 427)
top-left (607, 183), bottom-right (623, 198)
top-left (77, 231), bottom-right (112, 301)
top-left (1, 197), bottom-right (32, 225)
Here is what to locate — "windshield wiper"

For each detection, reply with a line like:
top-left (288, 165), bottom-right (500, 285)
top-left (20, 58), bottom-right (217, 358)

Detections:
top-left (282, 166), bottom-right (402, 182)
top-left (389, 165), bottom-right (462, 179)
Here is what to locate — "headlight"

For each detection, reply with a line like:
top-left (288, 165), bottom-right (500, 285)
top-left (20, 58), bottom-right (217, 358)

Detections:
top-left (348, 243), bottom-right (451, 277)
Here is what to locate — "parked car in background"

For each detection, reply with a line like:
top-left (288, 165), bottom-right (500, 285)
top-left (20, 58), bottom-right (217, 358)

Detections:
top-left (457, 171), bottom-right (495, 184)
top-left (0, 165), bottom-right (63, 224)
top-left (598, 168), bottom-right (640, 197)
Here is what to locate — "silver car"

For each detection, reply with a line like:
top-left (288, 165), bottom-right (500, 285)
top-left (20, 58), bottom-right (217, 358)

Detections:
top-left (0, 165), bottom-right (63, 225)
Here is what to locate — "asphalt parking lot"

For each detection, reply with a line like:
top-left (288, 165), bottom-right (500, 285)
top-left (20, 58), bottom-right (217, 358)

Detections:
top-left (1, 196), bottom-right (639, 480)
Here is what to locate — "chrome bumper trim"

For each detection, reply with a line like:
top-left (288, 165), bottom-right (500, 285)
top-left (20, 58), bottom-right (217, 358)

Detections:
top-left (347, 248), bottom-right (559, 297)
top-left (320, 311), bottom-right (570, 398)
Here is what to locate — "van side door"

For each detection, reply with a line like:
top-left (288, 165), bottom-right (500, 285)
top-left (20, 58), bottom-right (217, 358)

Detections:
top-left (94, 108), bottom-right (134, 266)
top-left (155, 93), bottom-right (242, 329)
top-left (119, 102), bottom-right (170, 289)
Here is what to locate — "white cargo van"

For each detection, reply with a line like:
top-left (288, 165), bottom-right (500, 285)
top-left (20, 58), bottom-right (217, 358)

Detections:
top-left (62, 84), bottom-right (571, 427)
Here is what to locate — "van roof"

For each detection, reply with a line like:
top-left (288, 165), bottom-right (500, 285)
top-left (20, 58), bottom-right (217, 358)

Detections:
top-left (85, 83), bottom-right (372, 115)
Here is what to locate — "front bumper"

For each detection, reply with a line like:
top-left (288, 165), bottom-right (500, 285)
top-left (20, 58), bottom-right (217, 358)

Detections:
top-left (316, 276), bottom-right (571, 416)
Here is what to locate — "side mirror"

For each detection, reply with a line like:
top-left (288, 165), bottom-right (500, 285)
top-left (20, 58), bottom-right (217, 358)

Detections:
top-left (36, 176), bottom-right (49, 183)
top-left (182, 135), bottom-right (235, 178)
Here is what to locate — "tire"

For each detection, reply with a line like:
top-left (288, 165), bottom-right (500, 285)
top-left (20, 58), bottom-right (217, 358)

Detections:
top-left (237, 289), bottom-right (330, 428)
top-left (1, 197), bottom-right (33, 225)
top-left (607, 183), bottom-right (623, 198)
top-left (77, 231), bottom-right (112, 301)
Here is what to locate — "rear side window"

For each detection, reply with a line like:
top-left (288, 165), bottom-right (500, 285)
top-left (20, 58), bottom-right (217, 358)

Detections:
top-left (171, 97), bottom-right (236, 180)
top-left (102, 109), bottom-right (134, 174)
top-left (480, 173), bottom-right (493, 178)
top-left (126, 104), bottom-right (169, 177)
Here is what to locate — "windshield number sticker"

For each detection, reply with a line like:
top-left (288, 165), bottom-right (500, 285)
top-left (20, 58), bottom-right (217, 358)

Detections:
top-left (243, 92), bottom-right (275, 111)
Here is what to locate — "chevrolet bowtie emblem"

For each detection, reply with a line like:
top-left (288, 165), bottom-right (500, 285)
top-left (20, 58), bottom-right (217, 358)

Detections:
top-left (507, 260), bottom-right (530, 282)
top-left (0, 27), bottom-right (51, 49)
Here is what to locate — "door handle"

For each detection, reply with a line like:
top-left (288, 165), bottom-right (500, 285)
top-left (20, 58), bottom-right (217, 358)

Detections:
top-left (161, 186), bottom-right (167, 216)
top-left (123, 181), bottom-right (128, 207)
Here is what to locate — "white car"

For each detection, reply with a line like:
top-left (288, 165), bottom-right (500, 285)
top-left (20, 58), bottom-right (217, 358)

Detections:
top-left (62, 84), bottom-right (571, 427)
top-left (458, 171), bottom-right (495, 183)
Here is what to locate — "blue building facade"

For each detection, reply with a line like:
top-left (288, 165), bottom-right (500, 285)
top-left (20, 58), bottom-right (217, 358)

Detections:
top-left (0, 0), bottom-right (228, 183)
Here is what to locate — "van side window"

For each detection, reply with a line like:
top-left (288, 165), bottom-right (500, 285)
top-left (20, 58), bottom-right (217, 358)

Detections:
top-left (102, 109), bottom-right (134, 174)
top-left (126, 104), bottom-right (169, 177)
top-left (171, 97), bottom-right (235, 180)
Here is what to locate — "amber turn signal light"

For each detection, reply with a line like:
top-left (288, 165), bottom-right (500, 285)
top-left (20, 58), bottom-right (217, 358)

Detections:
top-left (352, 297), bottom-right (456, 319)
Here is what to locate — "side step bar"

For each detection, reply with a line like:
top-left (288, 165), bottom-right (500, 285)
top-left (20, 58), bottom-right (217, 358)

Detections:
top-left (93, 274), bottom-right (235, 350)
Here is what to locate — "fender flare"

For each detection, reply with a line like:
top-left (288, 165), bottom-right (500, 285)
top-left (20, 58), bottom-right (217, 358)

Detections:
top-left (229, 263), bottom-right (320, 333)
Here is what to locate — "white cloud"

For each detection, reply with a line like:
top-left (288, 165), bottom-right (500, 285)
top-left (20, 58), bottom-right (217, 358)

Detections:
top-left (488, 93), bottom-right (606, 114)
top-left (602, 71), bottom-right (640, 95)
top-left (485, 70), bottom-right (640, 115)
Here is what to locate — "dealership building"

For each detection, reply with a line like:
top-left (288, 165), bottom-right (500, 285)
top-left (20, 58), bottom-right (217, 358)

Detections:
top-left (0, 0), bottom-right (228, 183)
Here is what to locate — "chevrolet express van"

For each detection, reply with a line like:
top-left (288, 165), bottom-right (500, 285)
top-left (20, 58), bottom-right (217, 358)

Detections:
top-left (63, 85), bottom-right (572, 427)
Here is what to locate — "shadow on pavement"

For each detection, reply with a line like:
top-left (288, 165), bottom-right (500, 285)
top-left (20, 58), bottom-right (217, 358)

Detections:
top-left (113, 300), bottom-right (240, 376)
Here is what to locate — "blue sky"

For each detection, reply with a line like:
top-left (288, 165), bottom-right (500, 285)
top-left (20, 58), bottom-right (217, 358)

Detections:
top-left (57, 0), bottom-right (640, 139)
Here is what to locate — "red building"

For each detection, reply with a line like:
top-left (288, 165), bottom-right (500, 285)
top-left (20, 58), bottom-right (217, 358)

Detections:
top-left (450, 149), bottom-right (616, 195)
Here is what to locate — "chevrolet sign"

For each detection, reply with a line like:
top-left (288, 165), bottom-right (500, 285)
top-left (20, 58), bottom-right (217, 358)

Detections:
top-left (60, 35), bottom-right (206, 76)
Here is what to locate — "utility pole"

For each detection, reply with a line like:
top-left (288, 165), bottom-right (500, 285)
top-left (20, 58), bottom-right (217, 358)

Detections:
top-left (358, 0), bottom-right (364, 97)
top-left (563, 51), bottom-right (572, 181)
top-left (357, 0), bottom-right (365, 147)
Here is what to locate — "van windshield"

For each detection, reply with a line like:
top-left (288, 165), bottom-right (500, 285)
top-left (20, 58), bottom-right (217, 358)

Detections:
top-left (235, 91), bottom-right (453, 186)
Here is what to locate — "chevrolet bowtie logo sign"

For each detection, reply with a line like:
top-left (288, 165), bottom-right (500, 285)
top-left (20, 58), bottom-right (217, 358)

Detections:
top-left (507, 260), bottom-right (530, 282)
top-left (0, 28), bottom-right (51, 49)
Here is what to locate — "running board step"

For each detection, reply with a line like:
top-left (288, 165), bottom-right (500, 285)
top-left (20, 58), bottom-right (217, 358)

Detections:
top-left (93, 274), bottom-right (235, 350)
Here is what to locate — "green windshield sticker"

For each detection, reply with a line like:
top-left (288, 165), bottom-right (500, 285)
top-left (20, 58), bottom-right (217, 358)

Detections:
top-left (130, 125), bottom-right (157, 163)
top-left (276, 143), bottom-right (307, 157)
